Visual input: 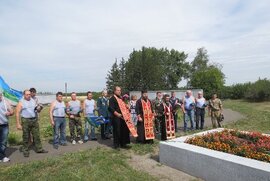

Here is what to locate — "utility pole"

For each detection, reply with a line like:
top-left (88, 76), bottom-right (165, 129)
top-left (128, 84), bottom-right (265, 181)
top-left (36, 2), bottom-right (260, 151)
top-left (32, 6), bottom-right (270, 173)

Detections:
top-left (65, 82), bottom-right (67, 99)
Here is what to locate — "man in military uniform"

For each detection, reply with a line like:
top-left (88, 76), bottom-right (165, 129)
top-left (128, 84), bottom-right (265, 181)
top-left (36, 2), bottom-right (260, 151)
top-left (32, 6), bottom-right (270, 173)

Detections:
top-left (97, 90), bottom-right (110, 140)
top-left (152, 91), bottom-right (163, 134)
top-left (208, 93), bottom-right (223, 128)
top-left (16, 90), bottom-right (48, 157)
top-left (66, 92), bottom-right (83, 145)
top-left (170, 91), bottom-right (180, 132)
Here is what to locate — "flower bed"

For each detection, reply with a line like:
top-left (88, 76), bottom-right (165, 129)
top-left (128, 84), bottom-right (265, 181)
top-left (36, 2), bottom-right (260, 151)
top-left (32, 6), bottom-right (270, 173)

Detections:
top-left (185, 129), bottom-right (270, 163)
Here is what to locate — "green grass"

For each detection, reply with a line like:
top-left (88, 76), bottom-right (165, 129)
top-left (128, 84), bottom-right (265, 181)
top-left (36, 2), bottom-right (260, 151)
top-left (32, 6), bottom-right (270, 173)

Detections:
top-left (0, 148), bottom-right (156, 181)
top-left (223, 100), bottom-right (270, 133)
top-left (130, 140), bottom-right (159, 155)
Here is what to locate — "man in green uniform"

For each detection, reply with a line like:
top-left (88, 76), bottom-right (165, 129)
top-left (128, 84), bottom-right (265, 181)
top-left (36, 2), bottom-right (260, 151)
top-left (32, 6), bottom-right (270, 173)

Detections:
top-left (208, 93), bottom-right (223, 128)
top-left (152, 91), bottom-right (163, 134)
top-left (16, 90), bottom-right (48, 157)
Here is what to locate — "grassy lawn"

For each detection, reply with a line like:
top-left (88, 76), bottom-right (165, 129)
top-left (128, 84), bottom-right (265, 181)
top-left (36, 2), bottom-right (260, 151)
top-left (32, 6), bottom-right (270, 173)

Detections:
top-left (0, 148), bottom-right (156, 181)
top-left (3, 99), bottom-right (269, 181)
top-left (223, 99), bottom-right (270, 133)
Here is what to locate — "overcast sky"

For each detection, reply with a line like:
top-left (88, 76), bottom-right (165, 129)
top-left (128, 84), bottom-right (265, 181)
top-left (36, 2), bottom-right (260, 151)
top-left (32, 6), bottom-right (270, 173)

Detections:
top-left (0, 0), bottom-right (269, 92)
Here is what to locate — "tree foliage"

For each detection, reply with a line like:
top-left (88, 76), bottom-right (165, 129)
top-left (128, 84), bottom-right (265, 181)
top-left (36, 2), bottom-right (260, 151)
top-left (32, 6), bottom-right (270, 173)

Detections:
top-left (106, 47), bottom-right (189, 91)
top-left (189, 47), bottom-right (225, 99)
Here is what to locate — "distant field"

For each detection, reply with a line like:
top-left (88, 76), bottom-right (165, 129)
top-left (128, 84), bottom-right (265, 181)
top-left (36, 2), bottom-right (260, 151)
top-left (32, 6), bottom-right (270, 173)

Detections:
top-left (223, 100), bottom-right (270, 133)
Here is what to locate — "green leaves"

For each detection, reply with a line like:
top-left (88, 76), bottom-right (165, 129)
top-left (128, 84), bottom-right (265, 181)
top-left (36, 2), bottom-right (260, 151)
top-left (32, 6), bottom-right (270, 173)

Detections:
top-left (106, 47), bottom-right (189, 91)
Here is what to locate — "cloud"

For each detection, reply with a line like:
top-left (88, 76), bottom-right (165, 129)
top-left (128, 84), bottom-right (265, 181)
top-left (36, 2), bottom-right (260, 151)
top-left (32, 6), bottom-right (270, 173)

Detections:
top-left (0, 0), bottom-right (269, 92)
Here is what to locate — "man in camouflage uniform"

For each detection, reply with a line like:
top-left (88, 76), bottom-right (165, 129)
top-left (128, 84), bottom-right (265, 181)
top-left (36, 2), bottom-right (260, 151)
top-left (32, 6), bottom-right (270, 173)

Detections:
top-left (152, 91), bottom-right (163, 134)
top-left (208, 93), bottom-right (223, 128)
top-left (16, 90), bottom-right (48, 157)
top-left (66, 92), bottom-right (83, 145)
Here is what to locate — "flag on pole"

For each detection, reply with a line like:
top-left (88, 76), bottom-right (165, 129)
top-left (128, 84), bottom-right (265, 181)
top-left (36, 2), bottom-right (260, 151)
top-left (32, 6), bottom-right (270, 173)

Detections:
top-left (0, 76), bottom-right (22, 105)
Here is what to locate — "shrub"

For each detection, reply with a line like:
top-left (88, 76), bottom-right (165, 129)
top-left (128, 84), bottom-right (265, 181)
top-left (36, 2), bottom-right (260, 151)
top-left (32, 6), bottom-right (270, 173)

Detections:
top-left (42, 125), bottom-right (54, 137)
top-left (8, 133), bottom-right (22, 145)
top-left (245, 78), bottom-right (270, 102)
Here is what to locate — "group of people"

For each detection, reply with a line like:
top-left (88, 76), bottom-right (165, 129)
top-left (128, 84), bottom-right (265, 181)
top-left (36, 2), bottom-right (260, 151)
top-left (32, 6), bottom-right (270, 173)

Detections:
top-left (0, 86), bottom-right (223, 162)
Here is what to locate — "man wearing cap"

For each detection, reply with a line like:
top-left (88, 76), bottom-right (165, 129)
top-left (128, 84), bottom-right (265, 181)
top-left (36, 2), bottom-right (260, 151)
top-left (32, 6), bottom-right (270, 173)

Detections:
top-left (16, 90), bottom-right (48, 157)
top-left (0, 92), bottom-right (14, 162)
top-left (195, 91), bottom-right (206, 130)
top-left (181, 90), bottom-right (196, 131)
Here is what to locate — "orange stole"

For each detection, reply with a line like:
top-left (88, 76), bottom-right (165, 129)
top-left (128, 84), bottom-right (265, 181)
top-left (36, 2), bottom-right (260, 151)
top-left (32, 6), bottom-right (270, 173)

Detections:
top-left (142, 99), bottom-right (155, 140)
top-left (163, 103), bottom-right (175, 139)
top-left (114, 95), bottom-right (138, 137)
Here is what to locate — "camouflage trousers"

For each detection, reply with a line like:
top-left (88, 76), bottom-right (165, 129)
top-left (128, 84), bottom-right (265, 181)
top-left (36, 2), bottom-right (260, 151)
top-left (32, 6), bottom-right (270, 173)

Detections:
top-left (69, 117), bottom-right (83, 141)
top-left (211, 111), bottom-right (222, 128)
top-left (21, 118), bottom-right (43, 154)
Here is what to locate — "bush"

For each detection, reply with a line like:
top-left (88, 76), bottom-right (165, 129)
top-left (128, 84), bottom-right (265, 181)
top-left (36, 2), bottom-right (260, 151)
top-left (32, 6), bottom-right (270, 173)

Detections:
top-left (245, 78), bottom-right (270, 102)
top-left (8, 133), bottom-right (22, 145)
top-left (42, 125), bottom-right (54, 137)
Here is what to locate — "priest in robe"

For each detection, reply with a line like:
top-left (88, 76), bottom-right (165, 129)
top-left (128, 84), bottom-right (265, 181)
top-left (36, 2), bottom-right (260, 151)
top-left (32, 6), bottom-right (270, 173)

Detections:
top-left (136, 90), bottom-right (155, 144)
top-left (108, 86), bottom-right (137, 149)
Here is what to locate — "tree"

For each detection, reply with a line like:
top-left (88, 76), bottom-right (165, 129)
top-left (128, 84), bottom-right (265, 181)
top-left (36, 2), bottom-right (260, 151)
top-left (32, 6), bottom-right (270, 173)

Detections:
top-left (124, 47), bottom-right (189, 91)
top-left (106, 60), bottom-right (120, 92)
top-left (190, 66), bottom-right (225, 99)
top-left (191, 47), bottom-right (209, 72)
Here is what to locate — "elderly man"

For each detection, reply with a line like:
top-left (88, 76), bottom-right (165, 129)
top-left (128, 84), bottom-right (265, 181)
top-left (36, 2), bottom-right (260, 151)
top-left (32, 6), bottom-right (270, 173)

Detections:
top-left (181, 90), bottom-right (196, 131)
top-left (97, 90), bottom-right (110, 140)
top-left (0, 92), bottom-right (14, 162)
top-left (16, 90), bottom-right (48, 157)
top-left (208, 93), bottom-right (223, 128)
top-left (195, 91), bottom-right (206, 130)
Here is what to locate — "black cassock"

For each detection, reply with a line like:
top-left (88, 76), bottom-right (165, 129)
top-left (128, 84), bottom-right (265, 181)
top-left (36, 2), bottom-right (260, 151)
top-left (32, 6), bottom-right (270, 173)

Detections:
top-left (135, 98), bottom-right (154, 144)
top-left (158, 103), bottom-right (168, 141)
top-left (108, 95), bottom-right (130, 148)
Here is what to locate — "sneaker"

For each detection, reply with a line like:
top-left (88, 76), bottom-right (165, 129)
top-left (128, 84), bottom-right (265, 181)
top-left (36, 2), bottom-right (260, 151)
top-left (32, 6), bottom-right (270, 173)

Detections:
top-left (78, 140), bottom-right (83, 144)
top-left (2, 157), bottom-right (10, 163)
top-left (53, 145), bottom-right (59, 149)
top-left (91, 138), bottom-right (97, 141)
top-left (60, 143), bottom-right (68, 146)
top-left (72, 140), bottom-right (76, 145)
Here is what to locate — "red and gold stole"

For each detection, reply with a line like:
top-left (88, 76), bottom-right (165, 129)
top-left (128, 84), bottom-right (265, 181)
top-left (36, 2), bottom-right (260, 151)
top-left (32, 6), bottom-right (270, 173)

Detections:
top-left (141, 99), bottom-right (155, 140)
top-left (163, 103), bottom-right (176, 139)
top-left (114, 95), bottom-right (138, 137)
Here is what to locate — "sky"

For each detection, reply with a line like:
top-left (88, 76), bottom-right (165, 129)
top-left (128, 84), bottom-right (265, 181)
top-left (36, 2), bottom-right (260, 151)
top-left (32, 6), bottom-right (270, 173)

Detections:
top-left (0, 0), bottom-right (269, 92)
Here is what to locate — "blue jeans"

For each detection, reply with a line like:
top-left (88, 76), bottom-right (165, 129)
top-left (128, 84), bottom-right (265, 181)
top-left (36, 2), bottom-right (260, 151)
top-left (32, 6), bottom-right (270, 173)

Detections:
top-left (0, 124), bottom-right (9, 160)
top-left (53, 117), bottom-right (67, 145)
top-left (184, 109), bottom-right (195, 131)
top-left (84, 114), bottom-right (96, 141)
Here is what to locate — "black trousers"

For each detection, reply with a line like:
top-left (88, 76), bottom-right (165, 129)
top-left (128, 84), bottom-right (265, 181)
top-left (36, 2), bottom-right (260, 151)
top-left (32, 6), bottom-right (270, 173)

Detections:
top-left (173, 112), bottom-right (178, 132)
top-left (112, 117), bottom-right (130, 148)
top-left (195, 108), bottom-right (205, 129)
top-left (100, 117), bottom-right (109, 139)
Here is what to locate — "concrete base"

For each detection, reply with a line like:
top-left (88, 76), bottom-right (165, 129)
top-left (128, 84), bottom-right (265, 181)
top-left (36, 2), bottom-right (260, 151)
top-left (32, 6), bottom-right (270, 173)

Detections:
top-left (159, 128), bottom-right (270, 181)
